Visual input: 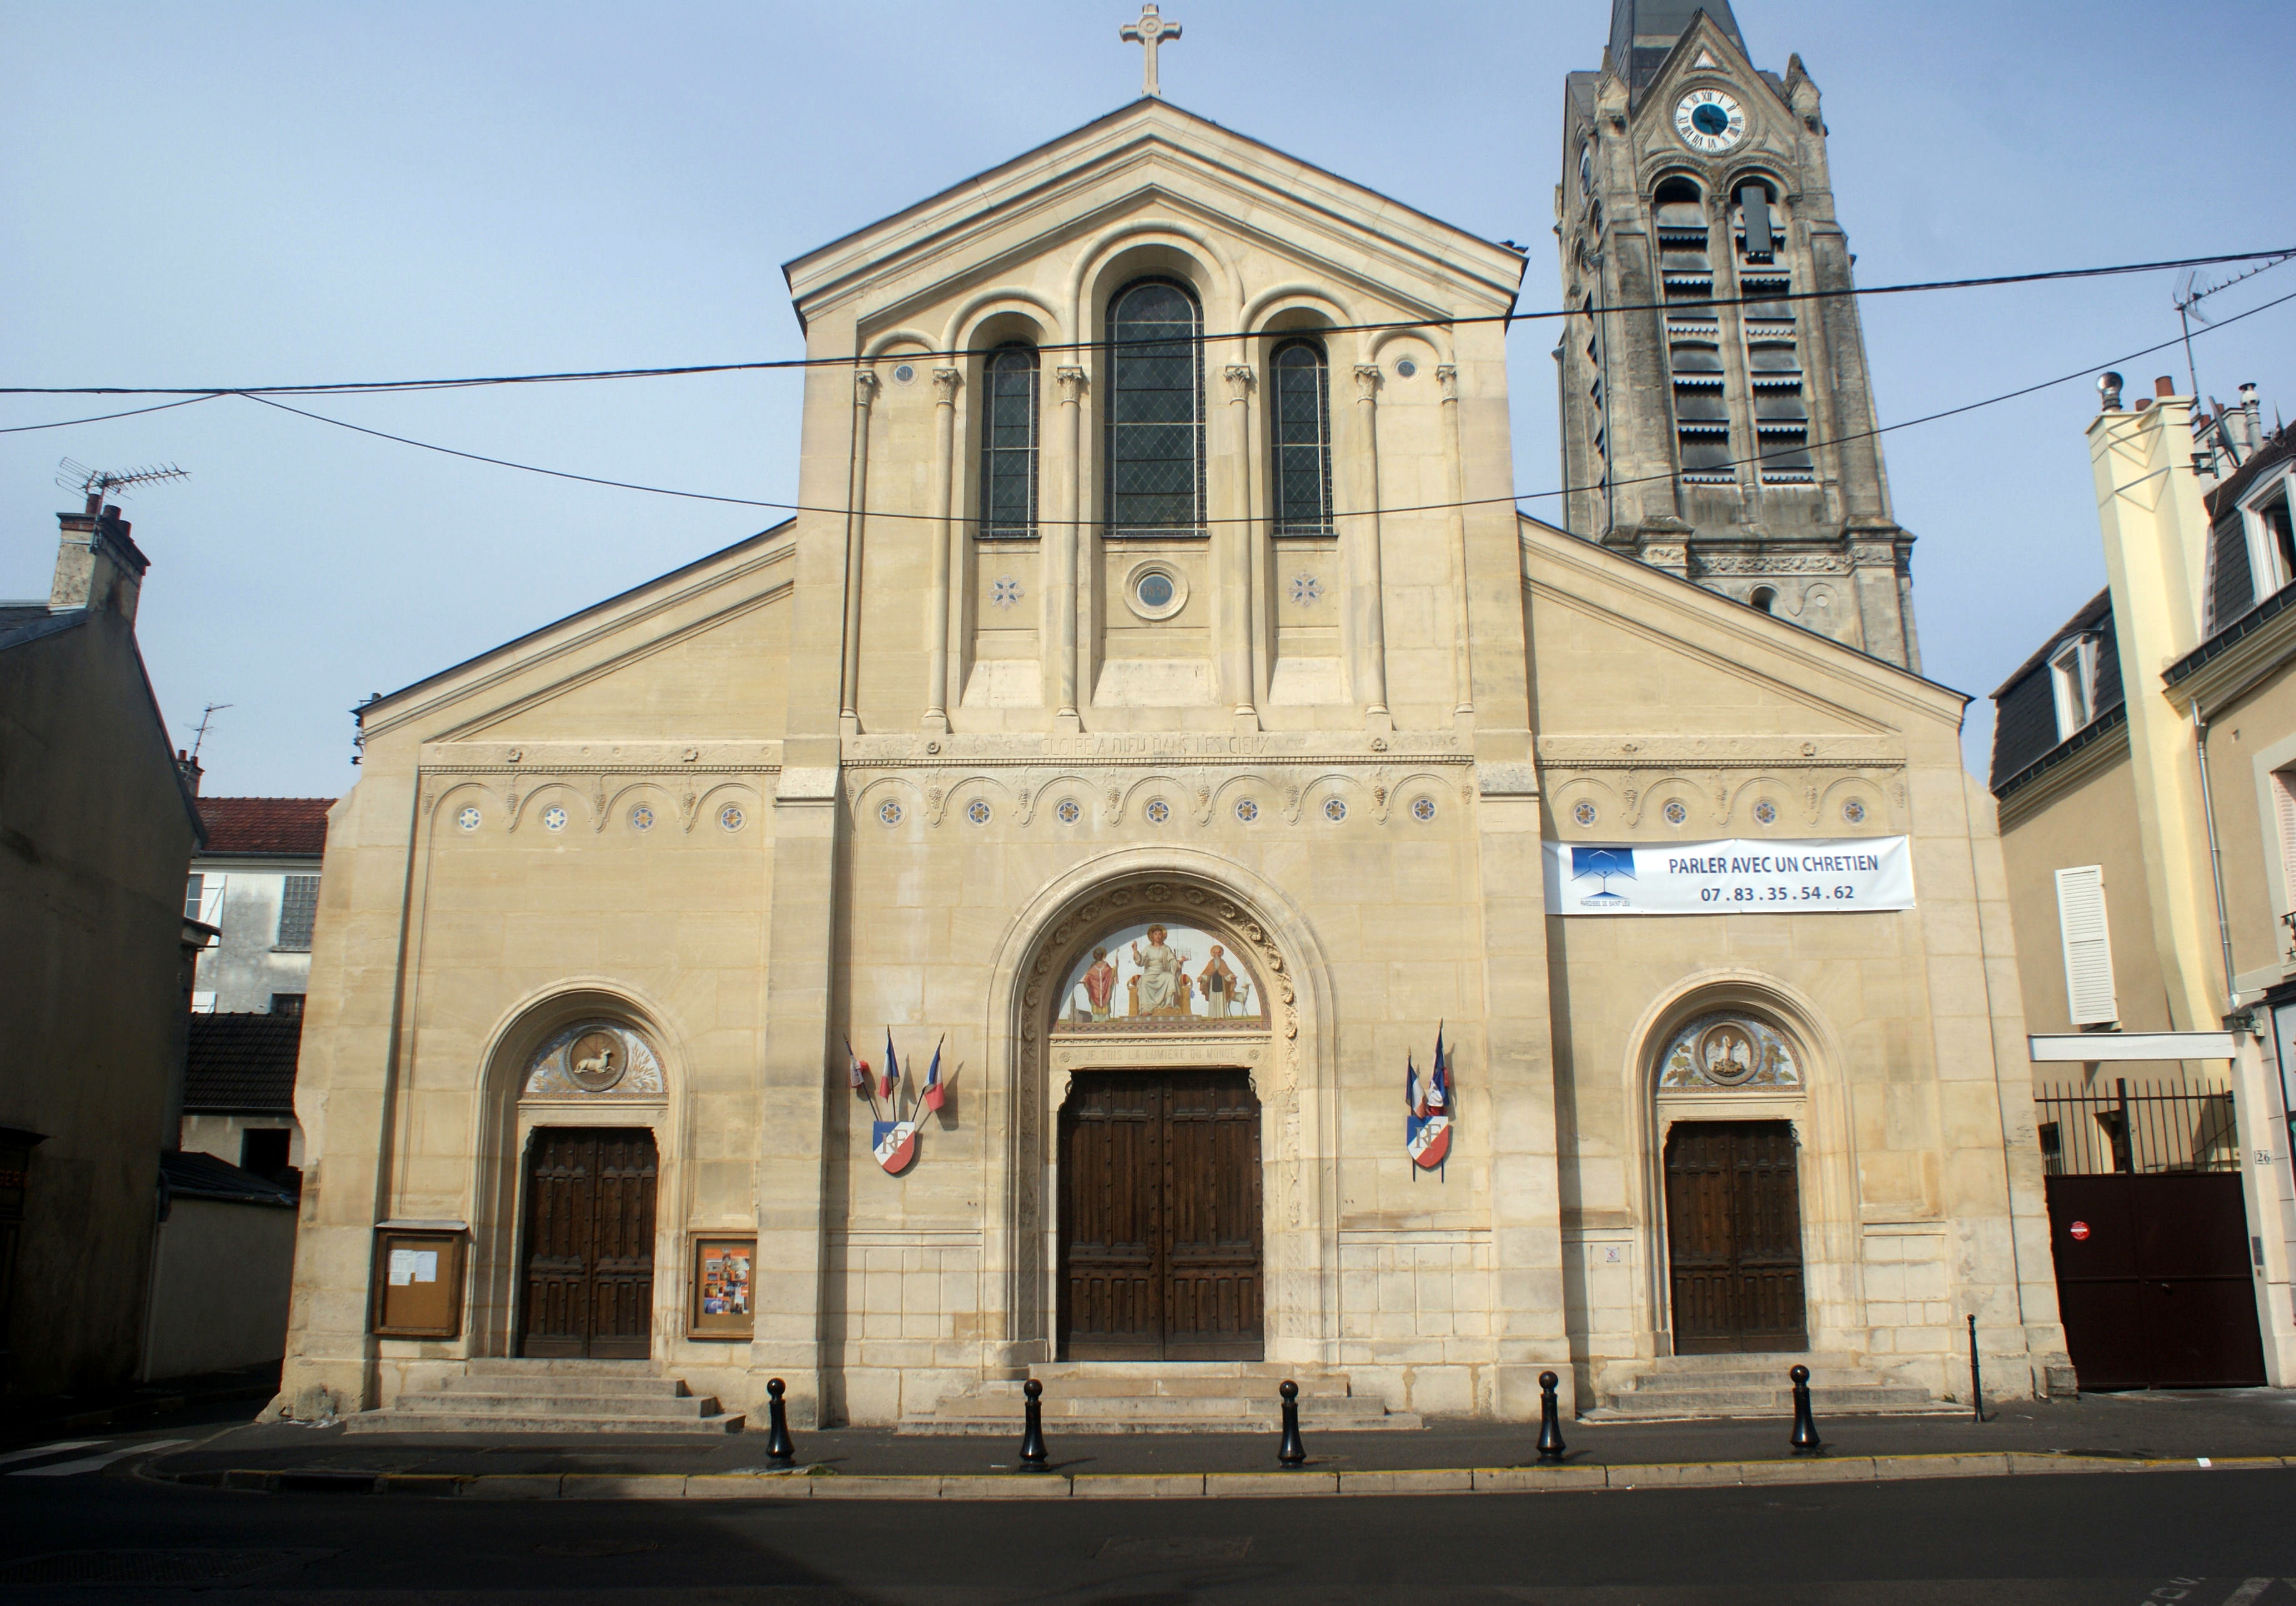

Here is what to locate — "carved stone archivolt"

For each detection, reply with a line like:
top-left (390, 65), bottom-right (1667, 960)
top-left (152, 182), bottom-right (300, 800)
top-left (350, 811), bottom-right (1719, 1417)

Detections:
top-left (1007, 871), bottom-right (1307, 1343)
top-left (418, 743), bottom-right (778, 839)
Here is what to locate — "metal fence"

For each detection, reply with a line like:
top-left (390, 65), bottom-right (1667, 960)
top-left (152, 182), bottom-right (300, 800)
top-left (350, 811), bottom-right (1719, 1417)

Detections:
top-left (2035, 1076), bottom-right (2239, 1176)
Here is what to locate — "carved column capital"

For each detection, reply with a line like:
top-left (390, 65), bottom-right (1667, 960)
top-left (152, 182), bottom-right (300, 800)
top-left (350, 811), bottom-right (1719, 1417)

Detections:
top-left (1054, 365), bottom-right (1088, 404)
top-left (853, 369), bottom-right (881, 406)
top-left (1352, 364), bottom-right (1382, 401)
top-left (1435, 363), bottom-right (1459, 402)
top-left (1222, 364), bottom-right (1254, 402)
top-left (931, 367), bottom-right (961, 403)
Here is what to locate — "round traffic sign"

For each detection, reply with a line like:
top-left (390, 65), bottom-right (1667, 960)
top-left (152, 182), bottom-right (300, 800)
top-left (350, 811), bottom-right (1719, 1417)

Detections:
top-left (2069, 1220), bottom-right (2091, 1241)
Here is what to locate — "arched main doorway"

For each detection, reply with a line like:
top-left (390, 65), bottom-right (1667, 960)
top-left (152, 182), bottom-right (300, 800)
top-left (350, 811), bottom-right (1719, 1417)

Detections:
top-left (1042, 911), bottom-right (1275, 1362)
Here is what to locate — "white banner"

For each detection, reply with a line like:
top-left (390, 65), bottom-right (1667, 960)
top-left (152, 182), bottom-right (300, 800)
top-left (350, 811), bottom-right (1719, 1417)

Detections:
top-left (1542, 837), bottom-right (1915, 916)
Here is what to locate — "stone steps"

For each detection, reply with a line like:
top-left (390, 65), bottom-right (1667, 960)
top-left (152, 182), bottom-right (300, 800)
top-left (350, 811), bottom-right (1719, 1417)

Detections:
top-left (901, 1368), bottom-right (1421, 1435)
top-left (1589, 1352), bottom-right (1956, 1422)
top-left (345, 1361), bottom-right (743, 1435)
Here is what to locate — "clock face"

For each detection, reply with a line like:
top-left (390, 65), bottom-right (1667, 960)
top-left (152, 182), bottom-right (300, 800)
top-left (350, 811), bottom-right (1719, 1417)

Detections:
top-left (1675, 88), bottom-right (1746, 154)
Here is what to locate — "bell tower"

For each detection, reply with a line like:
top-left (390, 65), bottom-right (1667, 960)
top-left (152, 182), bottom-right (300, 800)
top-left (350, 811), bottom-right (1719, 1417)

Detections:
top-left (1556, 2), bottom-right (1919, 668)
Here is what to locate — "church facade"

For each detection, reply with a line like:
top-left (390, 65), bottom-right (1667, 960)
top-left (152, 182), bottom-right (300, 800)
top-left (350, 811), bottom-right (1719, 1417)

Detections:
top-left (277, 3), bottom-right (2069, 1427)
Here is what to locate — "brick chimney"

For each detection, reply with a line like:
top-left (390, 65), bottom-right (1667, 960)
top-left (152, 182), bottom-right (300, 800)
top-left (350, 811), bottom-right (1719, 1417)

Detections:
top-left (175, 748), bottom-right (203, 795)
top-left (51, 494), bottom-right (150, 623)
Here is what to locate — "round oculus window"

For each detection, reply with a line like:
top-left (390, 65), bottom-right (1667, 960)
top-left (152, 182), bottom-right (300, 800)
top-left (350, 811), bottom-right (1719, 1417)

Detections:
top-left (1395, 357), bottom-right (1417, 378)
top-left (457, 805), bottom-right (481, 831)
top-left (542, 805), bottom-right (567, 832)
top-left (892, 363), bottom-right (916, 384)
top-left (629, 805), bottom-right (655, 831)
top-left (1124, 562), bottom-right (1188, 621)
top-left (1056, 798), bottom-right (1081, 824)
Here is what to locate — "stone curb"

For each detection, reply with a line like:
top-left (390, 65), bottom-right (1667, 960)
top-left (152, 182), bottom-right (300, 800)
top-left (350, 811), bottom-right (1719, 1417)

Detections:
top-left (161, 1452), bottom-right (2285, 1500)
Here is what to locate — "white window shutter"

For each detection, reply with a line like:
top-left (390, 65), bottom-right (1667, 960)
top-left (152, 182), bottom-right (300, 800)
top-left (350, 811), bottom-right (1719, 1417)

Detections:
top-left (197, 874), bottom-right (227, 929)
top-left (2275, 771), bottom-right (2296, 914)
top-left (2056, 865), bottom-right (2117, 1027)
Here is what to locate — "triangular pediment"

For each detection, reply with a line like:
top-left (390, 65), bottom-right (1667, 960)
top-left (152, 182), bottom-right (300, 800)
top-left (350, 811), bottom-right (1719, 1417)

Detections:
top-left (357, 523), bottom-right (798, 748)
top-left (783, 98), bottom-right (1524, 333)
top-left (1518, 513), bottom-right (1962, 742)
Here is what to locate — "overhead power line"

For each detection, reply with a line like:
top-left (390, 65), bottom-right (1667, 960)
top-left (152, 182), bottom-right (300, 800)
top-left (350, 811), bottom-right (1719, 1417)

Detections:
top-left (234, 281), bottom-right (2296, 525)
top-left (2, 247), bottom-right (2289, 399)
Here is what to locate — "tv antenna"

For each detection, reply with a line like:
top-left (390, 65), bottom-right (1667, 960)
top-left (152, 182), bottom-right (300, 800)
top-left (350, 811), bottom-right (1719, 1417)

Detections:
top-left (54, 458), bottom-right (189, 505)
top-left (189, 702), bottom-right (232, 761)
top-left (2174, 252), bottom-right (2296, 397)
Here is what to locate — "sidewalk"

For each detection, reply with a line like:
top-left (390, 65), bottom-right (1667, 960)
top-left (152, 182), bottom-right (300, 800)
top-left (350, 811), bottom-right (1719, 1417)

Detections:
top-left (144, 1388), bottom-right (2296, 1499)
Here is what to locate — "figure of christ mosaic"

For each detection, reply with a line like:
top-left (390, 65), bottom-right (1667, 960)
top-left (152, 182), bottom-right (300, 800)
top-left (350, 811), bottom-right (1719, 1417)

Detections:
top-left (1057, 920), bottom-right (1265, 1031)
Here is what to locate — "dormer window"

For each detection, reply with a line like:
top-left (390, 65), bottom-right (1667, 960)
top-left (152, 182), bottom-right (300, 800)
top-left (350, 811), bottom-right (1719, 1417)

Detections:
top-left (2049, 635), bottom-right (2099, 741)
top-left (2242, 469), bottom-right (2296, 602)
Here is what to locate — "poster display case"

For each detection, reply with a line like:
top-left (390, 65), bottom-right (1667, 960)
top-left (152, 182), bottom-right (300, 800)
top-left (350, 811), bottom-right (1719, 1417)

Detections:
top-left (689, 1236), bottom-right (755, 1339)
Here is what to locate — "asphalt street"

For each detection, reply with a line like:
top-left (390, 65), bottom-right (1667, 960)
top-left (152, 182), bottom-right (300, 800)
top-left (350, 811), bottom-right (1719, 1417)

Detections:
top-left (0, 1421), bottom-right (2289, 1604)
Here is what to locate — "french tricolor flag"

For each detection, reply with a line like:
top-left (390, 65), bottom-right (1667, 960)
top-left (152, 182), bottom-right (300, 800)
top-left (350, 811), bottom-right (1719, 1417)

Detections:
top-left (921, 1038), bottom-right (947, 1114)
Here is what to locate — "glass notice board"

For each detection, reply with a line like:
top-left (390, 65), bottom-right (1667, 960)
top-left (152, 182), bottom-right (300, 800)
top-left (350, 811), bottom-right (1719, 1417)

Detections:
top-left (370, 1227), bottom-right (466, 1339)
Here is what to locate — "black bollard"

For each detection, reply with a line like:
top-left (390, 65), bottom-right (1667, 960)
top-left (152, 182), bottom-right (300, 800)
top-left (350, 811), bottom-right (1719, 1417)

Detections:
top-left (1788, 1364), bottom-right (1822, 1455)
top-left (765, 1377), bottom-right (796, 1469)
top-left (1536, 1370), bottom-right (1567, 1461)
top-left (1018, 1377), bottom-right (1050, 1472)
top-left (1967, 1314), bottom-right (1985, 1424)
top-left (1277, 1380), bottom-right (1306, 1467)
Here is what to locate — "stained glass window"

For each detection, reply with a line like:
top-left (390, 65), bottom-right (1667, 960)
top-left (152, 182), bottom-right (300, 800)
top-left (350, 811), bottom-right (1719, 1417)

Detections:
top-left (1270, 340), bottom-right (1332, 537)
top-left (979, 344), bottom-right (1038, 539)
top-left (1105, 280), bottom-right (1204, 537)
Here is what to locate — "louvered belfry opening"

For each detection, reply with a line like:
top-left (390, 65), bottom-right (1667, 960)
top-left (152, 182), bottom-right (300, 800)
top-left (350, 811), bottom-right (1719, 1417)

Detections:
top-left (1655, 178), bottom-right (1731, 484)
top-left (1058, 1070), bottom-right (1264, 1361)
top-left (1663, 1119), bottom-right (1809, 1354)
top-left (517, 1126), bottom-right (658, 1359)
top-left (1734, 181), bottom-right (1813, 483)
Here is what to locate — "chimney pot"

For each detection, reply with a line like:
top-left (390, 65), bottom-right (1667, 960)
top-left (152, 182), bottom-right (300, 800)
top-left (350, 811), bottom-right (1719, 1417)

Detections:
top-left (2135, 399), bottom-right (2152, 412)
top-left (2154, 376), bottom-right (2177, 399)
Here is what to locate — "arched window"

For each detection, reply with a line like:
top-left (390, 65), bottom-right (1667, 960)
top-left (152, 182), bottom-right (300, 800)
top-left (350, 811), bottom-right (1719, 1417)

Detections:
top-left (1269, 339), bottom-right (1332, 537)
top-left (978, 344), bottom-right (1039, 540)
top-left (1105, 279), bottom-right (1205, 537)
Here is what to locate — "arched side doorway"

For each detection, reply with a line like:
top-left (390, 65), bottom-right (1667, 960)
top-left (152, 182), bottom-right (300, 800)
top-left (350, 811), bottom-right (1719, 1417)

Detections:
top-left (467, 1000), bottom-right (679, 1361)
top-left (1632, 988), bottom-right (1856, 1358)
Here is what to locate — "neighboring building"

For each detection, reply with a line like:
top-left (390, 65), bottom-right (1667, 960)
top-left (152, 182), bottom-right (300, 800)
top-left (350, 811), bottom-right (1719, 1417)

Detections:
top-left (0, 497), bottom-right (206, 1401)
top-left (279, 1), bottom-right (2069, 1432)
top-left (1556, 0), bottom-right (1918, 665)
top-left (187, 795), bottom-right (332, 1016)
top-left (142, 1149), bottom-right (299, 1382)
top-left (1991, 374), bottom-right (2294, 1388)
top-left (182, 1012), bottom-right (306, 1189)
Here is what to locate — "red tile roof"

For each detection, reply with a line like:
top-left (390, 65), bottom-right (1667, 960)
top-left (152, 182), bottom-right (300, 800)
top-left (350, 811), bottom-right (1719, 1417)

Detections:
top-left (197, 796), bottom-right (332, 857)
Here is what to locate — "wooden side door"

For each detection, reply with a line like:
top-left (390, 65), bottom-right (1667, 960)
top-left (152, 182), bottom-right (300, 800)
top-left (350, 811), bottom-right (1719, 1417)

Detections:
top-left (517, 1127), bottom-right (657, 1359)
top-left (1059, 1077), bottom-right (1164, 1359)
top-left (1162, 1071), bottom-right (1263, 1359)
top-left (1665, 1120), bottom-right (1808, 1355)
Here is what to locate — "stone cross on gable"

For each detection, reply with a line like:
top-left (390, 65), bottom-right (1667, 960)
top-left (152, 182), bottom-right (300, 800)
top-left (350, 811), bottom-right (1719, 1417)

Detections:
top-left (1120, 4), bottom-right (1181, 99)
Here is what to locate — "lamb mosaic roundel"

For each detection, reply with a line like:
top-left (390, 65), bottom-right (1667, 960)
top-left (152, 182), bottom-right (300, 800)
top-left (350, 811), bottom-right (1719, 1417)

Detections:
top-left (1056, 921), bottom-right (1268, 1033)
top-left (523, 1023), bottom-right (665, 1098)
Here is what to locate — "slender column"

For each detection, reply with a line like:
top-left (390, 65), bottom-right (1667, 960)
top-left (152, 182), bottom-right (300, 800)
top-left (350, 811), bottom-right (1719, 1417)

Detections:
top-left (1437, 364), bottom-right (1474, 723)
top-left (924, 367), bottom-right (961, 731)
top-left (1051, 366), bottom-right (1087, 730)
top-left (1350, 364), bottom-right (1391, 728)
top-left (1222, 363), bottom-right (1257, 723)
top-left (839, 369), bottom-right (880, 735)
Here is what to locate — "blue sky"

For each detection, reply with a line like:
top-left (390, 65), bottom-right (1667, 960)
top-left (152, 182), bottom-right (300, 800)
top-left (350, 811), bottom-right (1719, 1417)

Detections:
top-left (5, 1), bottom-right (2292, 796)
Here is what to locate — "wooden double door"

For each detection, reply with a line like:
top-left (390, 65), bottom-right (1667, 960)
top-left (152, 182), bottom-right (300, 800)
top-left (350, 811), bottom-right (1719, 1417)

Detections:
top-left (1059, 1071), bottom-right (1263, 1361)
top-left (517, 1127), bottom-right (658, 1359)
top-left (1664, 1120), bottom-right (1809, 1354)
